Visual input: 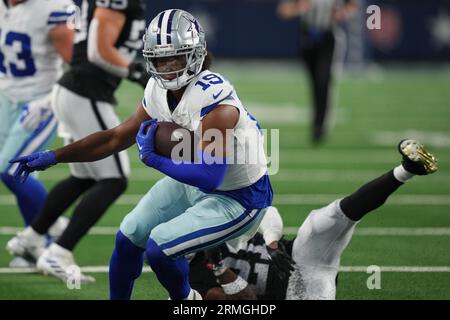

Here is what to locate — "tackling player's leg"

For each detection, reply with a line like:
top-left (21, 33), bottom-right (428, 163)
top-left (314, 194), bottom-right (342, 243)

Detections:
top-left (286, 139), bottom-right (438, 300)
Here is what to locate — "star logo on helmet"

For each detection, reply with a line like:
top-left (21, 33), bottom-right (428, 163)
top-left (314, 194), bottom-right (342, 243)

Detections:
top-left (188, 25), bottom-right (199, 38)
top-left (186, 17), bottom-right (200, 32)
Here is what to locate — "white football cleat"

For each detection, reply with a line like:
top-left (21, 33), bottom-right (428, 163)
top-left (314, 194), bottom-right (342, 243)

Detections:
top-left (192, 289), bottom-right (203, 300)
top-left (6, 227), bottom-right (46, 262)
top-left (184, 289), bottom-right (203, 300)
top-left (9, 256), bottom-right (36, 269)
top-left (168, 288), bottom-right (203, 300)
top-left (37, 243), bottom-right (96, 284)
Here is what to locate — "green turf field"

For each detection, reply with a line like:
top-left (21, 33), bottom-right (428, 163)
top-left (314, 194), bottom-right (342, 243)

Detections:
top-left (1, 62), bottom-right (449, 300)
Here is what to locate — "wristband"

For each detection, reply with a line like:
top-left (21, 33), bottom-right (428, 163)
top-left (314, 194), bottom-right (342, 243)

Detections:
top-left (221, 276), bottom-right (248, 295)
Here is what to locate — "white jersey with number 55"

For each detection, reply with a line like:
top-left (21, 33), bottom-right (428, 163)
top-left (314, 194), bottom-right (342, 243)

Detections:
top-left (0, 0), bottom-right (74, 103)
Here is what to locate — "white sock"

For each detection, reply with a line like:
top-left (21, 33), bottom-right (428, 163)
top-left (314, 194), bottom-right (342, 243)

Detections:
top-left (23, 226), bottom-right (45, 241)
top-left (49, 243), bottom-right (72, 257)
top-left (393, 165), bottom-right (414, 183)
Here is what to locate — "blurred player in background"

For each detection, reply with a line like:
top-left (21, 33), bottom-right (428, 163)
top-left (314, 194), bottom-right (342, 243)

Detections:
top-left (190, 140), bottom-right (438, 299)
top-left (10, 9), bottom-right (273, 300)
top-left (0, 0), bottom-right (74, 267)
top-left (7, 0), bottom-right (148, 282)
top-left (278, 0), bottom-right (358, 144)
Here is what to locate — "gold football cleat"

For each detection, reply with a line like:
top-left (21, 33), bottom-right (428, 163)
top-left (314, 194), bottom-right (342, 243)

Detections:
top-left (398, 139), bottom-right (438, 175)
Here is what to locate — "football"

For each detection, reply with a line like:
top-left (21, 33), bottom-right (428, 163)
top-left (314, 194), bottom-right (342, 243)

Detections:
top-left (153, 121), bottom-right (195, 161)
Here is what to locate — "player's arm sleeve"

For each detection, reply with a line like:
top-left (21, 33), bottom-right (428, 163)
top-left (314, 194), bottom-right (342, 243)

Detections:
top-left (147, 150), bottom-right (228, 191)
top-left (258, 207), bottom-right (284, 246)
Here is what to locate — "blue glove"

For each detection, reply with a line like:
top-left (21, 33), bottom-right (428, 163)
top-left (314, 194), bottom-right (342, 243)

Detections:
top-left (136, 118), bottom-right (159, 166)
top-left (9, 151), bottom-right (57, 183)
top-left (136, 118), bottom-right (227, 190)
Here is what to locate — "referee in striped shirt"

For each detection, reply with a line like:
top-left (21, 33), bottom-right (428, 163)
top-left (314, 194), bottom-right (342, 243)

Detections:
top-left (278, 0), bottom-right (358, 144)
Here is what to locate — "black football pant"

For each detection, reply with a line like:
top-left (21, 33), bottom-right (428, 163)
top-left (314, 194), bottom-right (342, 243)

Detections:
top-left (301, 30), bottom-right (335, 143)
top-left (32, 176), bottom-right (127, 251)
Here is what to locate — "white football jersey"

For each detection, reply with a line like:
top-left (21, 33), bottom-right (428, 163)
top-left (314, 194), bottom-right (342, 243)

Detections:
top-left (143, 70), bottom-right (268, 191)
top-left (0, 0), bottom-right (73, 103)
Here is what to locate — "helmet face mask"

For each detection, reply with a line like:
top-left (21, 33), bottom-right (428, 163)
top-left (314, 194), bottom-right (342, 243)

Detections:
top-left (143, 9), bottom-right (207, 90)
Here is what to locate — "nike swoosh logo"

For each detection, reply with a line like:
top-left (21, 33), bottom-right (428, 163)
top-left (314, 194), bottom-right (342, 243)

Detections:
top-left (213, 89), bottom-right (223, 100)
top-left (137, 142), bottom-right (143, 151)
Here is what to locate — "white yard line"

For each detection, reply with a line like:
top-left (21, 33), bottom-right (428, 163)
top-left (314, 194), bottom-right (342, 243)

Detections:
top-left (1, 194), bottom-right (450, 206)
top-left (0, 226), bottom-right (119, 235)
top-left (1, 226), bottom-right (450, 236)
top-left (34, 168), bottom-right (450, 182)
top-left (0, 266), bottom-right (152, 274)
top-left (1, 265), bottom-right (449, 274)
top-left (273, 194), bottom-right (450, 206)
top-left (244, 103), bottom-right (309, 124)
top-left (283, 227), bottom-right (450, 236)
top-left (339, 266), bottom-right (450, 272)
top-left (270, 170), bottom-right (450, 182)
top-left (372, 131), bottom-right (450, 148)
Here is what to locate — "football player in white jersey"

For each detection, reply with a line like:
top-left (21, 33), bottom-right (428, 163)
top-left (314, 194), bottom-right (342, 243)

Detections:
top-left (10, 9), bottom-right (273, 300)
top-left (6, 0), bottom-right (147, 283)
top-left (0, 0), bottom-right (74, 266)
top-left (190, 140), bottom-right (438, 300)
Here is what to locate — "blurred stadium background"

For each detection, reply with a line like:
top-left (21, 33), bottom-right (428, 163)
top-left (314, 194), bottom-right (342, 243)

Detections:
top-left (1, 0), bottom-right (449, 299)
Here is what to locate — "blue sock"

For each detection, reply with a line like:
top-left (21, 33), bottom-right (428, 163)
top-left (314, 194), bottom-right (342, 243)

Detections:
top-left (1, 173), bottom-right (47, 226)
top-left (146, 237), bottom-right (191, 300)
top-left (109, 231), bottom-right (144, 300)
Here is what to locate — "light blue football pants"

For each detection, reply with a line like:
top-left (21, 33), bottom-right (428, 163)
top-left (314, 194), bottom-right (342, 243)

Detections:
top-left (120, 176), bottom-right (267, 258)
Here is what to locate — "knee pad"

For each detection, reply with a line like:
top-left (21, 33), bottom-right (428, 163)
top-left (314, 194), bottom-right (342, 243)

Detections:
top-left (119, 214), bottom-right (148, 249)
